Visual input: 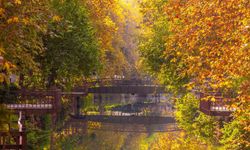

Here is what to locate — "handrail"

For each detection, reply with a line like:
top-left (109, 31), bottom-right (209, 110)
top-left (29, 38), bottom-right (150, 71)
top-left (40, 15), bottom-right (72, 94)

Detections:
top-left (0, 131), bottom-right (26, 149)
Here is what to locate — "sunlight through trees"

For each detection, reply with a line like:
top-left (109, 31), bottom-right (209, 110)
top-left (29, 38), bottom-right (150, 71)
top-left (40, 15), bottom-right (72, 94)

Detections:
top-left (0, 0), bottom-right (249, 149)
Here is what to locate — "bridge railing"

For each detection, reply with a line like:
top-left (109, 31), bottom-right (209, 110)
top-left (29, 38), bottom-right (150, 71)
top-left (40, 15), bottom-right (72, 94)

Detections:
top-left (199, 91), bottom-right (236, 116)
top-left (0, 131), bottom-right (26, 149)
top-left (3, 88), bottom-right (61, 114)
top-left (84, 78), bottom-right (159, 87)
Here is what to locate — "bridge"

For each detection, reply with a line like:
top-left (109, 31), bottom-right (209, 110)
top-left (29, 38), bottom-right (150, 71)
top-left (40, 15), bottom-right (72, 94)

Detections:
top-left (71, 115), bottom-right (176, 124)
top-left (0, 131), bottom-right (26, 150)
top-left (3, 78), bottom-right (167, 113)
top-left (1, 78), bottom-right (171, 149)
top-left (88, 85), bottom-right (165, 94)
top-left (2, 78), bottom-right (172, 123)
top-left (75, 78), bottom-right (166, 94)
top-left (58, 118), bottom-right (179, 134)
top-left (2, 88), bottom-right (62, 115)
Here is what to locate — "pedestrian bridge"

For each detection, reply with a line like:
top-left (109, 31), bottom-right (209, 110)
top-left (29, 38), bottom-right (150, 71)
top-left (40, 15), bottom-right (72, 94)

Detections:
top-left (70, 115), bottom-right (176, 125)
top-left (78, 78), bottom-right (167, 94)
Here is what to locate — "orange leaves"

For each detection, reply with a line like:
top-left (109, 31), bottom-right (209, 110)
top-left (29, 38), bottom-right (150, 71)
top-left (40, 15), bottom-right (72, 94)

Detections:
top-left (0, 1), bottom-right (53, 85)
top-left (14, 0), bottom-right (22, 5)
top-left (52, 15), bottom-right (62, 22)
top-left (0, 60), bottom-right (16, 83)
top-left (0, 8), bottom-right (5, 17)
top-left (163, 5), bottom-right (250, 143)
top-left (22, 17), bottom-right (29, 25)
top-left (164, 0), bottom-right (250, 88)
top-left (148, 1), bottom-right (250, 147)
top-left (83, 0), bottom-right (137, 77)
top-left (7, 16), bottom-right (19, 24)
top-left (85, 0), bottom-right (124, 40)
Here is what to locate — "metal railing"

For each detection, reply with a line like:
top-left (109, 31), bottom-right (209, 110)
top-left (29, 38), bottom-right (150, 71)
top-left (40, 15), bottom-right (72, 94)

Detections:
top-left (0, 131), bottom-right (26, 149)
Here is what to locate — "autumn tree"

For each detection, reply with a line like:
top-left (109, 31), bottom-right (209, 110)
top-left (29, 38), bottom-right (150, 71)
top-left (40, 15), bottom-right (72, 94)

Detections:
top-left (40, 0), bottom-right (100, 88)
top-left (175, 93), bottom-right (219, 144)
top-left (163, 0), bottom-right (250, 148)
top-left (84, 0), bottom-right (142, 78)
top-left (0, 0), bottom-right (51, 84)
top-left (0, 0), bottom-right (53, 132)
top-left (221, 113), bottom-right (250, 150)
top-left (139, 0), bottom-right (189, 91)
top-left (139, 0), bottom-right (250, 149)
top-left (149, 132), bottom-right (214, 150)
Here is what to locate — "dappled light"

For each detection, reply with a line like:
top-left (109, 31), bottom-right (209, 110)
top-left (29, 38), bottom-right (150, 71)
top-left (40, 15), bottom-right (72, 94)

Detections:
top-left (0, 0), bottom-right (249, 149)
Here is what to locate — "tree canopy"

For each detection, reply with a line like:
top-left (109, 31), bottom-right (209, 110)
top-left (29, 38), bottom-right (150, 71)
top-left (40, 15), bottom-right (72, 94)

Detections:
top-left (0, 0), bottom-right (249, 149)
top-left (41, 0), bottom-right (100, 88)
top-left (139, 0), bottom-right (250, 149)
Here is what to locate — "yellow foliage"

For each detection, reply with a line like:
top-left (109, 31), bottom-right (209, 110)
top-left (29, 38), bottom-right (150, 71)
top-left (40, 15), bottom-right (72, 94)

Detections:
top-left (104, 16), bottom-right (117, 30)
top-left (0, 8), bottom-right (5, 17)
top-left (164, 0), bottom-right (250, 91)
top-left (22, 18), bottom-right (29, 25)
top-left (88, 121), bottom-right (101, 129)
top-left (52, 15), bottom-right (61, 22)
top-left (163, 0), bottom-right (250, 146)
top-left (84, 0), bottom-right (137, 77)
top-left (0, 46), bottom-right (4, 53)
top-left (3, 62), bottom-right (10, 71)
top-left (14, 0), bottom-right (22, 5)
top-left (7, 16), bottom-right (19, 24)
top-left (0, 74), bottom-right (4, 83)
top-left (210, 97), bottom-right (216, 102)
top-left (150, 132), bottom-right (211, 150)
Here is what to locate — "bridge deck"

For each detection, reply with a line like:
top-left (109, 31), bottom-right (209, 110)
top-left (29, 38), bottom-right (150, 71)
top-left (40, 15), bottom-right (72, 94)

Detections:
top-left (88, 86), bottom-right (166, 94)
top-left (71, 115), bottom-right (175, 124)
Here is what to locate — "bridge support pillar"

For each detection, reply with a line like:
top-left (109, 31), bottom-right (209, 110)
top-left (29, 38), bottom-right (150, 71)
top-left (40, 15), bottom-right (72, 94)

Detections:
top-left (153, 94), bottom-right (160, 103)
top-left (54, 88), bottom-right (62, 116)
top-left (81, 122), bottom-right (88, 134)
top-left (72, 96), bottom-right (82, 116)
top-left (98, 94), bottom-right (104, 115)
top-left (157, 94), bottom-right (161, 103)
top-left (76, 96), bottom-right (81, 116)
